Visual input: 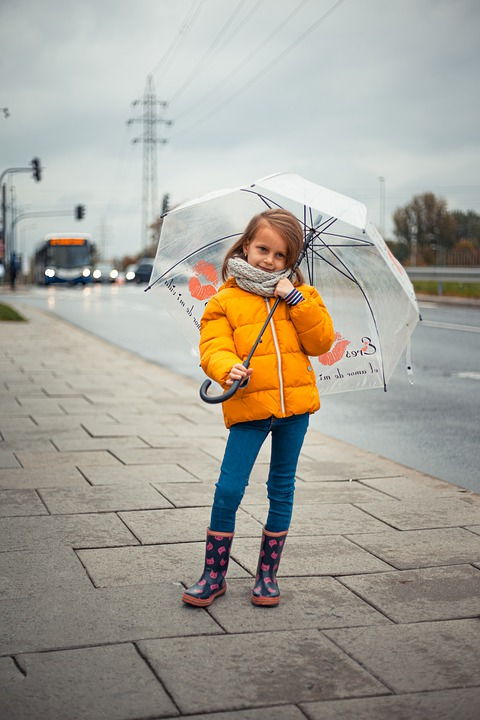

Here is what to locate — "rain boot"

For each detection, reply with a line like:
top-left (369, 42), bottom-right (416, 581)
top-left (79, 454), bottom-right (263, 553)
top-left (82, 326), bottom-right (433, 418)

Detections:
top-left (182, 529), bottom-right (234, 607)
top-left (251, 528), bottom-right (288, 606)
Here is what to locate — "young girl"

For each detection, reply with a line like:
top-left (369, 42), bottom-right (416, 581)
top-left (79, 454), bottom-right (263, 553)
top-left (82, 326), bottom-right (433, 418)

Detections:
top-left (182, 208), bottom-right (335, 607)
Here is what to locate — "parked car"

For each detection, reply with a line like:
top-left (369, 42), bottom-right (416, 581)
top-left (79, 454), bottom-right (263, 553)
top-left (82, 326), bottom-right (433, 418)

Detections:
top-left (92, 264), bottom-right (119, 283)
top-left (134, 258), bottom-right (154, 284)
top-left (124, 264), bottom-right (137, 282)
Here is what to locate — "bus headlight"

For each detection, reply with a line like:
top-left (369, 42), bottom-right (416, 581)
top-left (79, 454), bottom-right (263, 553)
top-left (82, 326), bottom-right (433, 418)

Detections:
top-left (82, 268), bottom-right (91, 277)
top-left (110, 269), bottom-right (118, 279)
top-left (45, 268), bottom-right (56, 278)
top-left (93, 269), bottom-right (101, 279)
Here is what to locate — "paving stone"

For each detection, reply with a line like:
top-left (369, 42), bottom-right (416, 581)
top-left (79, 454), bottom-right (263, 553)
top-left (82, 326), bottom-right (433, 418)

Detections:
top-left (302, 479), bottom-right (397, 501)
top-left (138, 630), bottom-right (387, 713)
top-left (119, 506), bottom-right (262, 543)
top-left (245, 502), bottom-right (393, 536)
top-left (15, 450), bottom-right (122, 468)
top-left (51, 434), bottom-right (149, 451)
top-left (359, 474), bottom-right (471, 499)
top-left (300, 687), bottom-right (480, 720)
top-left (0, 643), bottom-right (177, 719)
top-left (296, 459), bottom-right (400, 483)
top-left (162, 708), bottom-right (306, 720)
top-left (0, 547), bottom-right (92, 599)
top-left (355, 498), bottom-right (480, 529)
top-left (5, 386), bottom-right (45, 397)
top-left (139, 418), bottom-right (228, 447)
top-left (345, 527), bottom-right (480, 569)
top-left (208, 577), bottom-right (390, 633)
top-left (80, 421), bottom-right (177, 437)
top-left (38, 484), bottom-right (174, 514)
top-left (0, 512), bottom-right (139, 551)
top-left (232, 536), bottom-right (392, 576)
top-left (301, 445), bottom-right (405, 477)
top-left (77, 543), bottom-right (250, 587)
top-left (324, 619), bottom-right (480, 692)
top-left (0, 488), bottom-right (47, 517)
top-left (57, 398), bottom-right (99, 414)
top-left (0, 583), bottom-right (221, 655)
top-left (1, 437), bottom-right (58, 453)
top-left (339, 565), bottom-right (480, 622)
top-left (0, 449), bottom-right (21, 468)
top-left (0, 417), bottom-right (38, 432)
top-left (466, 525), bottom-right (480, 535)
top-left (31, 414), bottom-right (117, 430)
top-left (81, 463), bottom-right (199, 485)
top-left (15, 398), bottom-right (65, 415)
top-left (155, 481), bottom-right (268, 507)
top-left (111, 447), bottom-right (220, 471)
top-left (0, 466), bottom-right (88, 490)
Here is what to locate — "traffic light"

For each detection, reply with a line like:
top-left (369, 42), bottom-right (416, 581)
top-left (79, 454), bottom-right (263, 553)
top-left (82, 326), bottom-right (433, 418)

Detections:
top-left (75, 204), bottom-right (85, 220)
top-left (31, 157), bottom-right (42, 182)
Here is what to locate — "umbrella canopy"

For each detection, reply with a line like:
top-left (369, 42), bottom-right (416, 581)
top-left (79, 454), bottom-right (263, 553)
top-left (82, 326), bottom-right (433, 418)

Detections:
top-left (148, 173), bottom-right (419, 394)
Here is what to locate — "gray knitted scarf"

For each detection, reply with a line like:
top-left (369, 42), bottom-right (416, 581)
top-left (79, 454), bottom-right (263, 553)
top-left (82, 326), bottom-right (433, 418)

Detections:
top-left (226, 257), bottom-right (290, 297)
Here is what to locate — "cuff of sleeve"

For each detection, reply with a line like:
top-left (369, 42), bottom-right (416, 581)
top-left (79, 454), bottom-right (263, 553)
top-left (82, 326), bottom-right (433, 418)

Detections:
top-left (284, 288), bottom-right (305, 306)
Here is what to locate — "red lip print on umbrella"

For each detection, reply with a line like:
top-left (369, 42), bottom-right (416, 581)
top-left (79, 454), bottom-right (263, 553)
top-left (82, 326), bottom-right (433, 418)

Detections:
top-left (146, 173), bottom-right (420, 401)
top-left (188, 260), bottom-right (218, 301)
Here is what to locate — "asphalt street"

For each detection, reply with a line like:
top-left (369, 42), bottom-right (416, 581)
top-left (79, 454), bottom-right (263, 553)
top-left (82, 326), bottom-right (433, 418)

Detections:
top-left (3, 283), bottom-right (479, 492)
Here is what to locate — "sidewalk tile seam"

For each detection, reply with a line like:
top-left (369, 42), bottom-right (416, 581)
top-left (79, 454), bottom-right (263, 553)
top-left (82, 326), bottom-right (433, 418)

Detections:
top-left (133, 641), bottom-right (183, 716)
top-left (113, 512), bottom-right (144, 545)
top-left (338, 535), bottom-right (399, 571)
top-left (330, 576), bottom-right (397, 624)
top-left (350, 503), bottom-right (406, 532)
top-left (318, 629), bottom-right (396, 695)
top-left (11, 655), bottom-right (27, 677)
top-left (73, 550), bottom-right (105, 590)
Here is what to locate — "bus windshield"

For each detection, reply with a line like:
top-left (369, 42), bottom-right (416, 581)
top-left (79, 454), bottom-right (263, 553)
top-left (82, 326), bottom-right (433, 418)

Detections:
top-left (47, 244), bottom-right (90, 268)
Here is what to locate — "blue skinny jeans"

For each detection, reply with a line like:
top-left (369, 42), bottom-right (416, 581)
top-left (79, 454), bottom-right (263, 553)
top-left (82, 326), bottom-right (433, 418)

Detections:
top-left (210, 413), bottom-right (309, 534)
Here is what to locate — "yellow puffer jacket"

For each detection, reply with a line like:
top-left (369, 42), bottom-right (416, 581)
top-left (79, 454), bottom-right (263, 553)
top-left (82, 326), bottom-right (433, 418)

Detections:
top-left (199, 279), bottom-right (335, 427)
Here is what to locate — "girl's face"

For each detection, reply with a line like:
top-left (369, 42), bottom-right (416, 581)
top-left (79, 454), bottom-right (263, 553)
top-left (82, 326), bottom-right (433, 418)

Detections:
top-left (243, 222), bottom-right (288, 272)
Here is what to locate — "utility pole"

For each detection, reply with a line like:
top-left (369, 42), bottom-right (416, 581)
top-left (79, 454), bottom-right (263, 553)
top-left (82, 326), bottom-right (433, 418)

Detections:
top-left (378, 176), bottom-right (386, 237)
top-left (127, 75), bottom-right (172, 252)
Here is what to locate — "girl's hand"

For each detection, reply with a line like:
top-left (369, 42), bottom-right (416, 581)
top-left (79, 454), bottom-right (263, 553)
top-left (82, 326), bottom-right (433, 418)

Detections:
top-left (226, 363), bottom-right (253, 386)
top-left (274, 277), bottom-right (295, 298)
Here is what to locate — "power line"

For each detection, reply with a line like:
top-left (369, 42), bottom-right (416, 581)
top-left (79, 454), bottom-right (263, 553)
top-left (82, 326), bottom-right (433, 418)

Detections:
top-left (150, 0), bottom-right (204, 78)
top-left (214, 0), bottom-right (263, 54)
top-left (172, 0), bottom-right (310, 122)
top-left (173, 0), bottom-right (346, 139)
top-left (169, 0), bottom-right (247, 105)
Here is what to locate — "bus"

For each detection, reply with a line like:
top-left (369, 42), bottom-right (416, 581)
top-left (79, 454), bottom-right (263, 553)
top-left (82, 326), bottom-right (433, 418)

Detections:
top-left (33, 234), bottom-right (95, 285)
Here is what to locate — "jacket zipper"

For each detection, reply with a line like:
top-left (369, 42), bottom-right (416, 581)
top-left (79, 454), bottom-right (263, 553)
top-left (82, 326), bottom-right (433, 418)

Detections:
top-left (265, 298), bottom-right (286, 415)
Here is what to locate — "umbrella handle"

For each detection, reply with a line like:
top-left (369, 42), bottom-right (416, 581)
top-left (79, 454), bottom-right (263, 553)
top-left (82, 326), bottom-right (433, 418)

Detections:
top-left (199, 377), bottom-right (250, 404)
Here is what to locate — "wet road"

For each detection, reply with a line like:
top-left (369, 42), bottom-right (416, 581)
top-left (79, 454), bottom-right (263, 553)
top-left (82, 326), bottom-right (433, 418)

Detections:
top-left (4, 283), bottom-right (480, 492)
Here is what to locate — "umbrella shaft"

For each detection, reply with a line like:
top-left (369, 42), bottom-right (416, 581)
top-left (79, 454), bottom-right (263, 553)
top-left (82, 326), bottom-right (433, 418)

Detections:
top-left (243, 296), bottom-right (281, 368)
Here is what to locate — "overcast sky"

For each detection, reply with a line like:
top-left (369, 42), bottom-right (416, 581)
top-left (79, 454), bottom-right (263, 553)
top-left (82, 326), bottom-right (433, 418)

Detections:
top-left (1, 0), bottom-right (479, 262)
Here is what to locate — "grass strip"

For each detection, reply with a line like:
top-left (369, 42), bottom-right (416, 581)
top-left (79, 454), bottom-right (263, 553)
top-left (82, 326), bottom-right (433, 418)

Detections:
top-left (0, 302), bottom-right (27, 321)
top-left (412, 281), bottom-right (480, 299)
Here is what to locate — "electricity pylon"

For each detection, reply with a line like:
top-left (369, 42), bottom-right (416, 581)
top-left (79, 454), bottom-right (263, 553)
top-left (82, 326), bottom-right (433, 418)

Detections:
top-left (128, 75), bottom-right (172, 252)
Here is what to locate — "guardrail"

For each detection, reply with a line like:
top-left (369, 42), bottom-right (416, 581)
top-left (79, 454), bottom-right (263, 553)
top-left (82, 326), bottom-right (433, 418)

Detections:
top-left (405, 266), bottom-right (480, 295)
top-left (405, 266), bottom-right (480, 283)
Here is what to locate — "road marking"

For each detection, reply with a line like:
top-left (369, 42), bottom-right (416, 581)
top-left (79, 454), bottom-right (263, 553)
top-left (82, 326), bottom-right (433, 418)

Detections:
top-left (422, 320), bottom-right (480, 334)
top-left (457, 371), bottom-right (480, 380)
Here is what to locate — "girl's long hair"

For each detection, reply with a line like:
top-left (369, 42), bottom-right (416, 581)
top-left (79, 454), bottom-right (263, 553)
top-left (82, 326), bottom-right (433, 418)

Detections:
top-left (222, 209), bottom-right (305, 285)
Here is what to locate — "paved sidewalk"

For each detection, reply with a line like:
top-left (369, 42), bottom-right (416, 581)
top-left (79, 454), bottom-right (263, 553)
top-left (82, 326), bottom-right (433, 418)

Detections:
top-left (1, 303), bottom-right (480, 720)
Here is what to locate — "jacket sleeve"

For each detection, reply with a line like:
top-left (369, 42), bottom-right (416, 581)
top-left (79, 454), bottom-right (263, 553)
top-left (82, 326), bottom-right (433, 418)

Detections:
top-left (289, 286), bottom-right (335, 357)
top-left (199, 295), bottom-right (242, 387)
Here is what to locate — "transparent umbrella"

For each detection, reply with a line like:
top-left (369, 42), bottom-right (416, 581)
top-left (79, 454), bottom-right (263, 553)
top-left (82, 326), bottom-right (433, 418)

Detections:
top-left (147, 173), bottom-right (420, 400)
